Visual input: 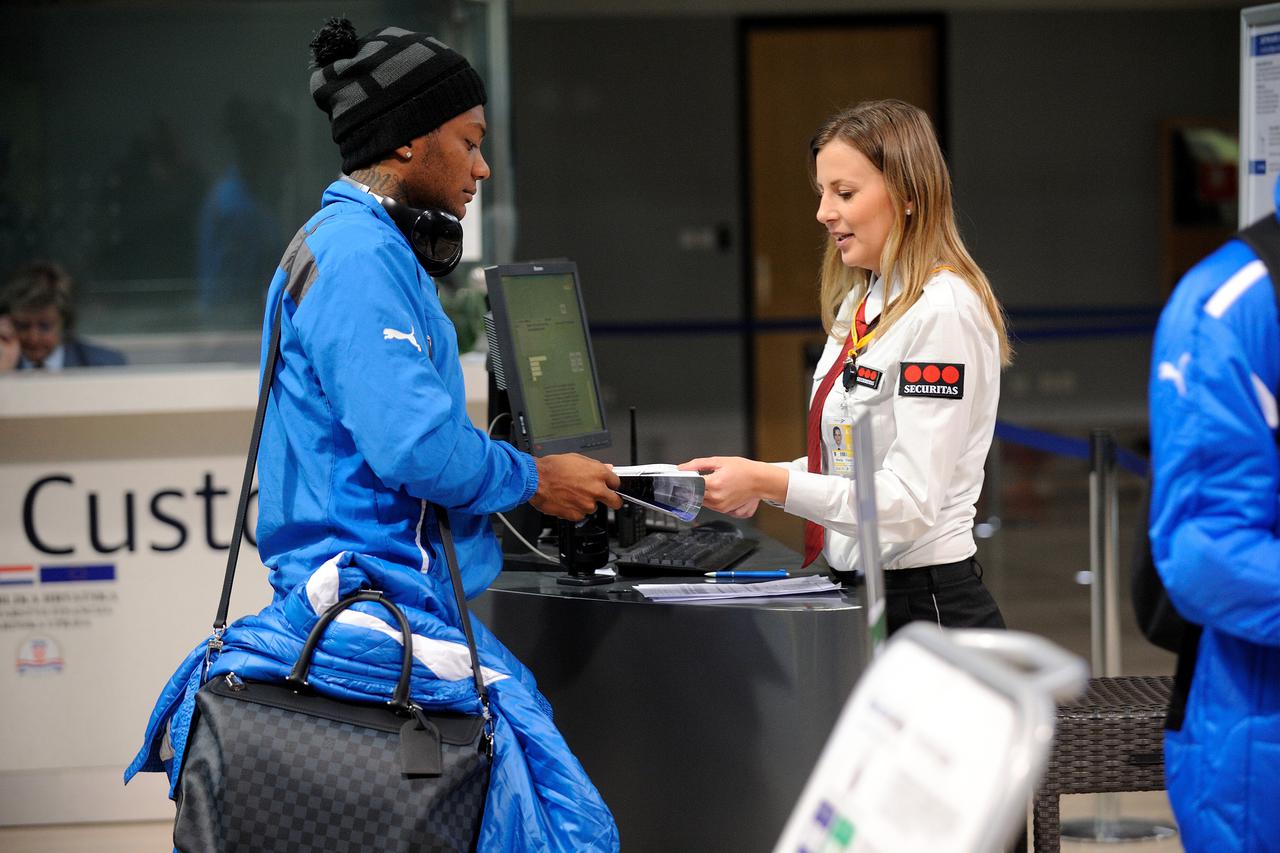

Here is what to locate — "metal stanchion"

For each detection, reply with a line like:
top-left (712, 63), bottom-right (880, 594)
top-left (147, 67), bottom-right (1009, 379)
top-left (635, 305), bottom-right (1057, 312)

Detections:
top-left (1089, 429), bottom-right (1122, 679)
top-left (1060, 429), bottom-right (1177, 844)
top-left (975, 438), bottom-right (1004, 595)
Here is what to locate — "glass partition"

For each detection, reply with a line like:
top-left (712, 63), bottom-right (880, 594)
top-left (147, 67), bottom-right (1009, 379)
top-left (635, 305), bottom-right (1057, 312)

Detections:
top-left (0, 0), bottom-right (510, 361)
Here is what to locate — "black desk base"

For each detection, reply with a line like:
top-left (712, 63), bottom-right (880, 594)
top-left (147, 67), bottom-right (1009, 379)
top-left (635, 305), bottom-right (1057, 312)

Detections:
top-left (472, 566), bottom-right (867, 852)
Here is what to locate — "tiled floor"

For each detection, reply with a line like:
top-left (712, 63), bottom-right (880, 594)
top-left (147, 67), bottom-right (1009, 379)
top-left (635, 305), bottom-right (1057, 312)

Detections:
top-left (0, 796), bottom-right (1184, 852)
top-left (0, 448), bottom-right (1189, 851)
top-left (1058, 792), bottom-right (1182, 852)
top-left (0, 820), bottom-right (172, 852)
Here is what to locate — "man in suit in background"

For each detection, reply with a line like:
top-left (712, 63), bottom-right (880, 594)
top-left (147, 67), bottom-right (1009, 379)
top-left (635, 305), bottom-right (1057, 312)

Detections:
top-left (3, 260), bottom-right (126, 369)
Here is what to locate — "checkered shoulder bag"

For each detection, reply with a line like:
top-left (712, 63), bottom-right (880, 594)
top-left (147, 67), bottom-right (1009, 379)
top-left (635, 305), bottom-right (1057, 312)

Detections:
top-left (172, 287), bottom-right (492, 852)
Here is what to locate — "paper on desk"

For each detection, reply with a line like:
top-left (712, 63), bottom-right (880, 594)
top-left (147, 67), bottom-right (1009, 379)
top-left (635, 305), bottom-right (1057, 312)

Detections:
top-left (634, 574), bottom-right (840, 602)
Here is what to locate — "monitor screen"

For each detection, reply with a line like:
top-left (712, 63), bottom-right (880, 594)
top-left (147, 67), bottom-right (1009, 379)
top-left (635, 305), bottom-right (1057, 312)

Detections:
top-left (484, 261), bottom-right (611, 456)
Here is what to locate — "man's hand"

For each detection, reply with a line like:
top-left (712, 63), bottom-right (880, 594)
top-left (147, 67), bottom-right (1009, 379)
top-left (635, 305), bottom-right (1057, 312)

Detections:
top-left (531, 453), bottom-right (623, 521)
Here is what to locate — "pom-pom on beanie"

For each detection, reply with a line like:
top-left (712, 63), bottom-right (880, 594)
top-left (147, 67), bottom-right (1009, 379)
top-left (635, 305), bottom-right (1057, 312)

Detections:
top-left (308, 17), bottom-right (487, 173)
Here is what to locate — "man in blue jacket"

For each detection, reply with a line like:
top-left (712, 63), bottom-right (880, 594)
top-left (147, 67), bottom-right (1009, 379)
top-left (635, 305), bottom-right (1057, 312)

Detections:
top-left (1148, 177), bottom-right (1280, 850)
top-left (128, 18), bottom-right (626, 850)
top-left (257, 17), bottom-right (621, 600)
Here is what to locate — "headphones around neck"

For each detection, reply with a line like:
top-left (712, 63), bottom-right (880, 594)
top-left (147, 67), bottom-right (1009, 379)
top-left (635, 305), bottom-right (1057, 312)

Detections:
top-left (340, 175), bottom-right (464, 277)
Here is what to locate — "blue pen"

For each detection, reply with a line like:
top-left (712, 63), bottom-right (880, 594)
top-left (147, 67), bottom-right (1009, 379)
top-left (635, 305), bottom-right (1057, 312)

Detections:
top-left (704, 570), bottom-right (789, 580)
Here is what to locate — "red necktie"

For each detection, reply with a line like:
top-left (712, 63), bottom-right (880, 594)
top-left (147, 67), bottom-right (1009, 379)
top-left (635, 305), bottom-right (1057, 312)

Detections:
top-left (802, 300), bottom-right (874, 567)
top-left (798, 311), bottom-right (860, 563)
top-left (853, 297), bottom-right (872, 342)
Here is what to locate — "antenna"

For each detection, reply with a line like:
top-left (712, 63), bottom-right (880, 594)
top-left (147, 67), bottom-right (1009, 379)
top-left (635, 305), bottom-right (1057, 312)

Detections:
top-left (615, 406), bottom-right (646, 548)
top-left (629, 407), bottom-right (638, 466)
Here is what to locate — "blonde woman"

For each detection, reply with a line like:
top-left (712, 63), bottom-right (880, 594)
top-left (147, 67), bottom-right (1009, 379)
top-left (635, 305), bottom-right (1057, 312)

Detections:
top-left (681, 100), bottom-right (1010, 635)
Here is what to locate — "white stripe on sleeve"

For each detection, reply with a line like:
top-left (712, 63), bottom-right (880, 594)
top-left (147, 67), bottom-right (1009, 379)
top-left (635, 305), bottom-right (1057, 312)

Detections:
top-left (414, 500), bottom-right (431, 574)
top-left (1205, 260), bottom-right (1266, 319)
top-left (334, 609), bottom-right (507, 685)
top-left (304, 554), bottom-right (344, 614)
top-left (1251, 372), bottom-right (1279, 429)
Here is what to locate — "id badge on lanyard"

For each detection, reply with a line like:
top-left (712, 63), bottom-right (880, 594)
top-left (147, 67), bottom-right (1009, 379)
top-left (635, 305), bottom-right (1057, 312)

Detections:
top-left (828, 396), bottom-right (855, 478)
top-left (828, 313), bottom-right (877, 478)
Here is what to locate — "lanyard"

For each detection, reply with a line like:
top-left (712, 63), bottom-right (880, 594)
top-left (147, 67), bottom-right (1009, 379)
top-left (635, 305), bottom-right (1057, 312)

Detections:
top-left (841, 264), bottom-right (957, 385)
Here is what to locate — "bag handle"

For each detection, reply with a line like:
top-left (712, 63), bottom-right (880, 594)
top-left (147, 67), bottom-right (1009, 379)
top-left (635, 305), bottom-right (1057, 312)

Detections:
top-left (207, 266), bottom-right (490, 713)
top-left (286, 589), bottom-right (415, 712)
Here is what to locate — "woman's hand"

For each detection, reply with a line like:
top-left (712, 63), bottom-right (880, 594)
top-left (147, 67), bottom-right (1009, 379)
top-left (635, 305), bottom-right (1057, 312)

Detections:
top-left (678, 456), bottom-right (788, 517)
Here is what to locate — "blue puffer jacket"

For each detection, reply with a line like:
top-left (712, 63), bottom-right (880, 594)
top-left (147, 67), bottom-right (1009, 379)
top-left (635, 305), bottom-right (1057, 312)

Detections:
top-left (126, 179), bottom-right (619, 851)
top-left (1148, 183), bottom-right (1280, 852)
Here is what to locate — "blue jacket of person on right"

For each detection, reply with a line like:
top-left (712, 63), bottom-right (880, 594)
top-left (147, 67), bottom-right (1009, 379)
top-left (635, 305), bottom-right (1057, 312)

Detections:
top-left (1148, 179), bottom-right (1280, 851)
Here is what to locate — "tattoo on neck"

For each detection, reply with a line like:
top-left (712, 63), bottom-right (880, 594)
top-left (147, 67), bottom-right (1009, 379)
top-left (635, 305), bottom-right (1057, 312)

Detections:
top-left (349, 168), bottom-right (406, 200)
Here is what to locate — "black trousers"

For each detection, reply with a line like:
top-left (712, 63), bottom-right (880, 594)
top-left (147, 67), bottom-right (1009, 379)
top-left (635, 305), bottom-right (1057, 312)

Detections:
top-left (883, 557), bottom-right (1006, 637)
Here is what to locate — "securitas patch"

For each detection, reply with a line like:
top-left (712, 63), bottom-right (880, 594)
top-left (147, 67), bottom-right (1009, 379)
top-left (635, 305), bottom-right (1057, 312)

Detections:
top-left (898, 362), bottom-right (965, 399)
top-left (854, 364), bottom-right (883, 390)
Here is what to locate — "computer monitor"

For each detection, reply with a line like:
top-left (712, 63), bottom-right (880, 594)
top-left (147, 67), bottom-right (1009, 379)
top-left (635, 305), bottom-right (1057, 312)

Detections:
top-left (484, 261), bottom-right (611, 456)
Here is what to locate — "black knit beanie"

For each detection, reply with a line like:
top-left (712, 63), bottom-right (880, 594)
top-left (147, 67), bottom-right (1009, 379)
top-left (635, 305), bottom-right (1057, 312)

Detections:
top-left (308, 18), bottom-right (488, 173)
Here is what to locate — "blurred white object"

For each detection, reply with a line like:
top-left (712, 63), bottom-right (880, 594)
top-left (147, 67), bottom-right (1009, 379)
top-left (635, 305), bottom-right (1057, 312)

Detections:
top-left (773, 624), bottom-right (1087, 853)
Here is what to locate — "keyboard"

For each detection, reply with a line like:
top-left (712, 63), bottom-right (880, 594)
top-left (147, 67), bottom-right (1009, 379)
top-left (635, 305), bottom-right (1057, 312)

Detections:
top-left (614, 528), bottom-right (759, 576)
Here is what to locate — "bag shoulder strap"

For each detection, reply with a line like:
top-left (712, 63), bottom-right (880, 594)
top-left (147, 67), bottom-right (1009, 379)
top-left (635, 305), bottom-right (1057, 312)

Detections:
top-left (1238, 214), bottom-right (1280, 299)
top-left (213, 214), bottom-right (335, 634)
top-left (211, 292), bottom-right (283, 635)
top-left (434, 506), bottom-right (488, 706)
top-left (1233, 216), bottom-right (1280, 434)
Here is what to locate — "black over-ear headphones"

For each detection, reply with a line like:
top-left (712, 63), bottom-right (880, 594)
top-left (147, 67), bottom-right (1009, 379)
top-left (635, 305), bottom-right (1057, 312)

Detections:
top-left (340, 175), bottom-right (465, 277)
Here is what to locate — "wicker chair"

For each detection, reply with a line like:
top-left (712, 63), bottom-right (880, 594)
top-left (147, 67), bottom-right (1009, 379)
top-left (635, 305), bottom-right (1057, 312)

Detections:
top-left (1031, 676), bottom-right (1174, 853)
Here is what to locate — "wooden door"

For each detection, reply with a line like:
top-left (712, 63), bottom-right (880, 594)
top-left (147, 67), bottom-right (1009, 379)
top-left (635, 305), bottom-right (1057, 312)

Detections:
top-left (745, 20), bottom-right (942, 548)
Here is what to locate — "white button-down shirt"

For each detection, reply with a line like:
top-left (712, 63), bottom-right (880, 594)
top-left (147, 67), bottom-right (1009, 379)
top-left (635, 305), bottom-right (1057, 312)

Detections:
top-left (19, 344), bottom-right (65, 371)
top-left (779, 269), bottom-right (1001, 573)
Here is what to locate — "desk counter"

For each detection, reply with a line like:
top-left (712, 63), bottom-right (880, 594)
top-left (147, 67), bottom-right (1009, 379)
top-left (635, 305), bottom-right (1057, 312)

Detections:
top-left (473, 556), bottom-right (868, 852)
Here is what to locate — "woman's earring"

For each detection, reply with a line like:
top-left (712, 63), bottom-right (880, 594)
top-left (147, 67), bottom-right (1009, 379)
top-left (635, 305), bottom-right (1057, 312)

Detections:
top-left (906, 208), bottom-right (913, 216)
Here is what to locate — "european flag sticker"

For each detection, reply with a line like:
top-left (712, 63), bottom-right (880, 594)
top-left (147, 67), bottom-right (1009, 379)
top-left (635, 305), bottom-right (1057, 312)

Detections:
top-left (40, 564), bottom-right (116, 584)
top-left (0, 566), bottom-right (35, 586)
top-left (1251, 160), bottom-right (1267, 175)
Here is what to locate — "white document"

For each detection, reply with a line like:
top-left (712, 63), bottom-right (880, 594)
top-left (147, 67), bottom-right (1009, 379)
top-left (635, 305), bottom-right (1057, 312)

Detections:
top-left (612, 464), bottom-right (685, 475)
top-left (634, 574), bottom-right (840, 602)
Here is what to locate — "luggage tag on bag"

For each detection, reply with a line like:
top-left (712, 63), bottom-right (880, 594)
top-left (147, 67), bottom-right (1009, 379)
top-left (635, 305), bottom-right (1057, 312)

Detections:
top-left (400, 708), bottom-right (444, 777)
